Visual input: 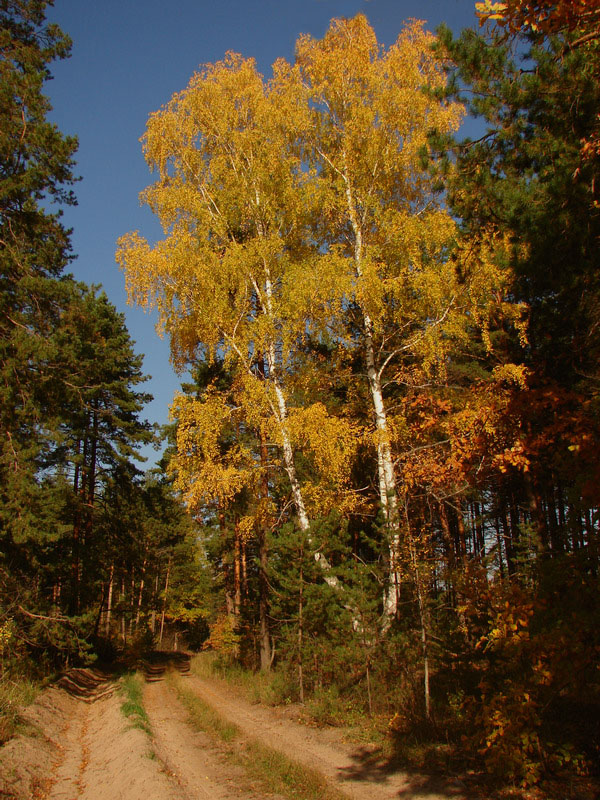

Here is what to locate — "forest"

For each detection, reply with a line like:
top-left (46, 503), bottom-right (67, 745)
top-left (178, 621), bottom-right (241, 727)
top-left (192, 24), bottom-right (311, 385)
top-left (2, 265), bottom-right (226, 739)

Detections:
top-left (2, 0), bottom-right (600, 797)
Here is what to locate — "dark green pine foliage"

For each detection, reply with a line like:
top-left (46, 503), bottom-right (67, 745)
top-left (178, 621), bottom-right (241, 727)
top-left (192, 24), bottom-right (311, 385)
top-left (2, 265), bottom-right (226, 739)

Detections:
top-left (0, 1), bottom-right (79, 665)
top-left (0, 0), bottom-right (77, 540)
top-left (268, 514), bottom-right (382, 712)
top-left (92, 469), bottom-right (207, 653)
top-left (50, 284), bottom-right (154, 615)
top-left (431, 22), bottom-right (600, 534)
top-left (429, 22), bottom-right (600, 783)
top-left (0, 2), bottom-right (171, 669)
top-left (0, 282), bottom-right (156, 666)
top-left (434, 24), bottom-right (600, 388)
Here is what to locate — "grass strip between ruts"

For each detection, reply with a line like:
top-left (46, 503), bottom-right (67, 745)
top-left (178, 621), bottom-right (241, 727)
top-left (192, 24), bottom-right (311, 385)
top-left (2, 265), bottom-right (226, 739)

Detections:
top-left (119, 672), bottom-right (151, 735)
top-left (167, 672), bottom-right (349, 800)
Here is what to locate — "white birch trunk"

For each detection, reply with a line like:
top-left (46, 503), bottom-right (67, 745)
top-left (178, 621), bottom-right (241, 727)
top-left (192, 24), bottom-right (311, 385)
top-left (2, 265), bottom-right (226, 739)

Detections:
top-left (258, 268), bottom-right (339, 586)
top-left (343, 156), bottom-right (401, 621)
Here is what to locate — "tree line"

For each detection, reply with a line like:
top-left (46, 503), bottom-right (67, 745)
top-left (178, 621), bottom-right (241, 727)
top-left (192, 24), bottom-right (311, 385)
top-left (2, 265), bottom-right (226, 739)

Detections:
top-left (0, 0), bottom-right (203, 689)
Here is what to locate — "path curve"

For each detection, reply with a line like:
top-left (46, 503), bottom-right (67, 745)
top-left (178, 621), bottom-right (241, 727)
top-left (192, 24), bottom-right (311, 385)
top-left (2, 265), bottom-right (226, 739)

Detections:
top-left (182, 672), bottom-right (467, 800)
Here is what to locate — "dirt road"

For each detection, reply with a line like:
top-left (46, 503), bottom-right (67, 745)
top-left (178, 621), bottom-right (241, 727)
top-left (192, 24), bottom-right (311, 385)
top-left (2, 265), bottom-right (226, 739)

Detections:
top-left (177, 671), bottom-right (464, 800)
top-left (0, 665), bottom-right (467, 800)
top-left (143, 678), bottom-right (283, 800)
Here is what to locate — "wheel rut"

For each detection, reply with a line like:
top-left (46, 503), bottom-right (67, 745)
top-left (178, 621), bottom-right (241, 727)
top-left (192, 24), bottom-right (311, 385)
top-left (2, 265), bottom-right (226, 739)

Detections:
top-left (46, 675), bottom-right (181, 800)
top-left (1, 663), bottom-right (467, 800)
top-left (144, 678), bottom-right (279, 800)
top-left (181, 672), bottom-right (466, 800)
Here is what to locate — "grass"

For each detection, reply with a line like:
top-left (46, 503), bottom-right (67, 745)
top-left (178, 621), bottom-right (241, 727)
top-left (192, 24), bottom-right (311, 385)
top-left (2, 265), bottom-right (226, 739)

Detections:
top-left (192, 651), bottom-right (292, 706)
top-left (119, 672), bottom-right (151, 735)
top-left (168, 672), bottom-right (237, 742)
top-left (169, 671), bottom-right (349, 800)
top-left (0, 675), bottom-right (40, 744)
top-left (192, 652), bottom-right (385, 745)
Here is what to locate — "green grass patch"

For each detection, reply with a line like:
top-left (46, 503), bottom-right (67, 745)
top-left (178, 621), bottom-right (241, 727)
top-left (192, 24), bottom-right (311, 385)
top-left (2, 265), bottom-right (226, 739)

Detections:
top-left (0, 676), bottom-right (40, 744)
top-left (170, 672), bottom-right (348, 800)
top-left (191, 652), bottom-right (296, 707)
top-left (166, 671), bottom-right (238, 742)
top-left (119, 672), bottom-right (151, 735)
top-left (243, 737), bottom-right (348, 800)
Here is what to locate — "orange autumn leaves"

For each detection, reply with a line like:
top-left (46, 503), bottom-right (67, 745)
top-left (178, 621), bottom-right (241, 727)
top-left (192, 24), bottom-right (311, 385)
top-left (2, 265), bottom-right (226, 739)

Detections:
top-left (476, 0), bottom-right (600, 35)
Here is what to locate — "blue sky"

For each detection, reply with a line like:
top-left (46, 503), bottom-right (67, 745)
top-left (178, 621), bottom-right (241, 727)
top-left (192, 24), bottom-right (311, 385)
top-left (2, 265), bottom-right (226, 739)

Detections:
top-left (45, 0), bottom-right (480, 466)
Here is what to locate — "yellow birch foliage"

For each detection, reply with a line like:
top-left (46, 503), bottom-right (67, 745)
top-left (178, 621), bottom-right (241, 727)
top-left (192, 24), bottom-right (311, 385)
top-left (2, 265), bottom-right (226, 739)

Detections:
top-left (285, 403), bottom-right (363, 516)
top-left (116, 52), bottom-right (307, 370)
top-left (289, 15), bottom-right (466, 369)
top-left (170, 388), bottom-right (252, 510)
top-left (118, 17), bottom-right (517, 527)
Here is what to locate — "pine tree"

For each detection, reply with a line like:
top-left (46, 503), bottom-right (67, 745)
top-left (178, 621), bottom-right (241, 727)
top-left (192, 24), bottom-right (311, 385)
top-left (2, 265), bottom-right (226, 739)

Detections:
top-left (0, 0), bottom-right (78, 539)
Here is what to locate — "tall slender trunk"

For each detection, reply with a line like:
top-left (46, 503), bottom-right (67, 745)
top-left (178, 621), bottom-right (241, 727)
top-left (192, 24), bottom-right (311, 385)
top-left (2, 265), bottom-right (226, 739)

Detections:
top-left (120, 574), bottom-right (126, 644)
top-left (406, 503), bottom-right (431, 720)
top-left (105, 564), bottom-right (114, 637)
top-left (151, 573), bottom-right (159, 635)
top-left (258, 420), bottom-right (272, 672)
top-left (457, 503), bottom-right (468, 561)
top-left (259, 307), bottom-right (337, 585)
top-left (234, 525), bottom-right (242, 617)
top-left (342, 154), bottom-right (400, 621)
top-left (129, 570), bottom-right (135, 637)
top-left (84, 404), bottom-right (99, 549)
top-left (71, 434), bottom-right (86, 615)
top-left (266, 349), bottom-right (310, 532)
top-left (94, 584), bottom-right (106, 638)
top-left (298, 561), bottom-right (305, 704)
top-left (218, 504), bottom-right (236, 619)
top-left (159, 560), bottom-right (171, 647)
top-left (135, 556), bottom-right (147, 628)
top-left (439, 501), bottom-right (456, 603)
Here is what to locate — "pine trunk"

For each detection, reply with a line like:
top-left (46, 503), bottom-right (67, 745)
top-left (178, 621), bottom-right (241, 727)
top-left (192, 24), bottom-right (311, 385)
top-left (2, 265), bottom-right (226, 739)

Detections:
top-left (105, 564), bottom-right (114, 637)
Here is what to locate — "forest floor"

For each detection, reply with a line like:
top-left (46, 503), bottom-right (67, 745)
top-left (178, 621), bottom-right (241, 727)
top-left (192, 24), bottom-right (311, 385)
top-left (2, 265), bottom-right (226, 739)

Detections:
top-left (0, 661), bottom-right (468, 800)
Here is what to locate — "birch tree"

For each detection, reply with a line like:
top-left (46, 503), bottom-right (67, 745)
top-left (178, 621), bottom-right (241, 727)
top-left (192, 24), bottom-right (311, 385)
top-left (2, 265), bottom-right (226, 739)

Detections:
top-left (117, 54), bottom-right (357, 569)
top-left (287, 16), bottom-right (464, 620)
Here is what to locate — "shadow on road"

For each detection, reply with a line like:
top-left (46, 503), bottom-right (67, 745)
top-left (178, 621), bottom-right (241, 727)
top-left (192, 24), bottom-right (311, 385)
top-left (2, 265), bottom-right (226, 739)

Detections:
top-left (338, 743), bottom-right (469, 798)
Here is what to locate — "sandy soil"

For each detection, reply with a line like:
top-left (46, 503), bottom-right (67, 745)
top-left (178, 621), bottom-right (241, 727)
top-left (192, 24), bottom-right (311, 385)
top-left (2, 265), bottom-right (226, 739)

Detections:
top-left (181, 672), bottom-right (467, 800)
top-left (143, 678), bottom-right (282, 800)
top-left (0, 685), bottom-right (78, 799)
top-left (47, 688), bottom-right (181, 800)
top-left (0, 664), bottom-right (467, 800)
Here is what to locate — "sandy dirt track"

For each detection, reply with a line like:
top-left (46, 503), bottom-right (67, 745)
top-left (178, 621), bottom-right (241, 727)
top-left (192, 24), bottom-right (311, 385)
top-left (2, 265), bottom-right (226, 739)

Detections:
top-left (180, 672), bottom-right (466, 800)
top-left (0, 665), bottom-right (467, 800)
top-left (143, 678), bottom-right (282, 800)
top-left (47, 688), bottom-right (180, 800)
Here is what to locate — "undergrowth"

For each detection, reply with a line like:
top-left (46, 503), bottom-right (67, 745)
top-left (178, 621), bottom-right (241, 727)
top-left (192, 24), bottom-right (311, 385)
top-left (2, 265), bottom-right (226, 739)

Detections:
top-left (0, 676), bottom-right (40, 744)
top-left (192, 651), bottom-right (288, 706)
top-left (193, 650), bottom-right (600, 800)
top-left (193, 652), bottom-right (385, 744)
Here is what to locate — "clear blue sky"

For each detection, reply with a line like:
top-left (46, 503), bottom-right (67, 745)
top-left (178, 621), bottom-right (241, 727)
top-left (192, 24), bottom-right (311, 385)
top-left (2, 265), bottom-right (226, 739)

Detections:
top-left (45, 0), bottom-right (479, 466)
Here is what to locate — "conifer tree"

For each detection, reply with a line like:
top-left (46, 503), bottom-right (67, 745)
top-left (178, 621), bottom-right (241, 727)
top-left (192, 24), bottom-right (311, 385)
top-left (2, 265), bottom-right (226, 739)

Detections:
top-left (0, 0), bottom-right (77, 539)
